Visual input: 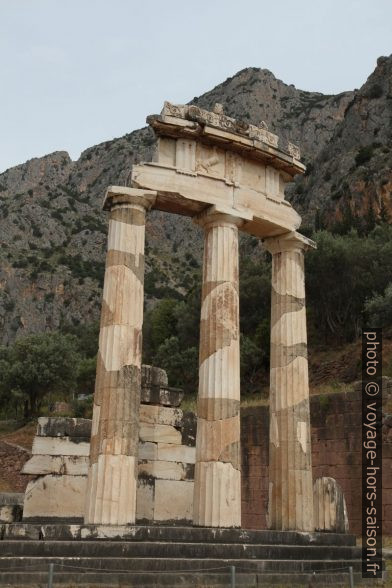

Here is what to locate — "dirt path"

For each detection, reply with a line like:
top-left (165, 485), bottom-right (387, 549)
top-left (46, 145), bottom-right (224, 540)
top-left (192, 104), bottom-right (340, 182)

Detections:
top-left (0, 439), bottom-right (33, 493)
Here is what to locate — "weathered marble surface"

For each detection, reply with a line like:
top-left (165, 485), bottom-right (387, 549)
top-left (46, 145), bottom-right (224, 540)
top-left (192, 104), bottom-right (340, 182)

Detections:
top-left (37, 417), bottom-right (91, 438)
top-left (154, 479), bottom-right (194, 521)
top-left (22, 455), bottom-right (89, 476)
top-left (85, 187), bottom-right (156, 526)
top-left (31, 437), bottom-right (90, 457)
top-left (265, 232), bottom-right (316, 532)
top-left (314, 476), bottom-right (349, 533)
top-left (133, 103), bottom-right (305, 240)
top-left (139, 423), bottom-right (182, 445)
top-left (193, 209), bottom-right (243, 528)
top-left (23, 475), bottom-right (87, 519)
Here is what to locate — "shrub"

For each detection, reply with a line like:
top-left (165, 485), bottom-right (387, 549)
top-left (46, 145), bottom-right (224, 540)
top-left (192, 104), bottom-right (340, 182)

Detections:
top-left (355, 145), bottom-right (374, 166)
top-left (365, 283), bottom-right (392, 328)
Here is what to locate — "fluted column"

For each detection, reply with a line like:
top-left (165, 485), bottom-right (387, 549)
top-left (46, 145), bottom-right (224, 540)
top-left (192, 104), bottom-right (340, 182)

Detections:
top-left (85, 186), bottom-right (156, 525)
top-left (264, 231), bottom-right (315, 532)
top-left (193, 207), bottom-right (244, 528)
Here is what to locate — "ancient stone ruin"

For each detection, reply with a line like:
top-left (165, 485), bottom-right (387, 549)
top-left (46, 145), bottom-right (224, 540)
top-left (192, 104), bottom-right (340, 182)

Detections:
top-left (0, 102), bottom-right (370, 588)
top-left (85, 101), bottom-right (317, 531)
top-left (22, 366), bottom-right (197, 524)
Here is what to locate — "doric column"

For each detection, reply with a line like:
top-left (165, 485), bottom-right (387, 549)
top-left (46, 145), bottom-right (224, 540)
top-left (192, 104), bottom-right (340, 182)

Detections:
top-left (85, 186), bottom-right (156, 525)
top-left (264, 231), bottom-right (316, 532)
top-left (193, 206), bottom-right (246, 528)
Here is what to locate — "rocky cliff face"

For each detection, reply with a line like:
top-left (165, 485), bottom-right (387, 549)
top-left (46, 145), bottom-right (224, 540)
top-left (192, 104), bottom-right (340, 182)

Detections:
top-left (0, 57), bottom-right (391, 343)
top-left (290, 56), bottom-right (392, 228)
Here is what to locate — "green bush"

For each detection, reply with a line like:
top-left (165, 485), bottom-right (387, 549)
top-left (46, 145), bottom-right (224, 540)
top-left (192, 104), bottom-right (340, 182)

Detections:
top-left (355, 145), bottom-right (374, 166)
top-left (365, 283), bottom-right (392, 328)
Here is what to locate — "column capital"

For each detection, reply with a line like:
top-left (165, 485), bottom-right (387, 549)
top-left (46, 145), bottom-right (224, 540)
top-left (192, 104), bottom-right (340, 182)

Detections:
top-left (193, 204), bottom-right (253, 230)
top-left (264, 231), bottom-right (316, 255)
top-left (103, 186), bottom-right (157, 212)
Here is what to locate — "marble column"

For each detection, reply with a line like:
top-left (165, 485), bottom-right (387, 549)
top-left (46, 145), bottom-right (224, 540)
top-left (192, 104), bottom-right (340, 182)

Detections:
top-left (193, 207), bottom-right (243, 528)
top-left (85, 186), bottom-right (156, 525)
top-left (264, 232), bottom-right (315, 532)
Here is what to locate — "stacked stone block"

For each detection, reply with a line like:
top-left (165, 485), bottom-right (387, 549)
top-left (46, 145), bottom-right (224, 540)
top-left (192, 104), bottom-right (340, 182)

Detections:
top-left (137, 397), bottom-right (196, 523)
top-left (22, 366), bottom-right (197, 523)
top-left (22, 418), bottom-right (90, 521)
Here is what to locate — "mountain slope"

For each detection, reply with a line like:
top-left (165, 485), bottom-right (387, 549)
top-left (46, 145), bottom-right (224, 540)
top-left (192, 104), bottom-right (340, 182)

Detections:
top-left (290, 55), bottom-right (392, 228)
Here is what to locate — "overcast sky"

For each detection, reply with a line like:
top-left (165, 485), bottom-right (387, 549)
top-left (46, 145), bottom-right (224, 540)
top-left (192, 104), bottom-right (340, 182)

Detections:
top-left (1, 0), bottom-right (391, 173)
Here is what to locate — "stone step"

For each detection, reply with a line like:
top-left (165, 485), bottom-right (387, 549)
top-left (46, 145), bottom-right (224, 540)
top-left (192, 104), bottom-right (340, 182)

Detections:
top-left (0, 540), bottom-right (362, 560)
top-left (0, 556), bottom-right (364, 573)
top-left (2, 523), bottom-right (357, 546)
top-left (0, 570), bottom-right (368, 587)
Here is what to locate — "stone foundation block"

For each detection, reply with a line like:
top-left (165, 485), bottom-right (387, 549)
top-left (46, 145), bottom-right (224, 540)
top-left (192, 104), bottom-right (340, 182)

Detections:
top-left (138, 460), bottom-right (189, 481)
top-left (138, 442), bottom-right (158, 460)
top-left (136, 479), bottom-right (154, 520)
top-left (22, 455), bottom-right (89, 476)
top-left (154, 479), bottom-right (194, 521)
top-left (139, 423), bottom-right (182, 445)
top-left (157, 443), bottom-right (196, 464)
top-left (32, 436), bottom-right (90, 457)
top-left (37, 417), bottom-right (91, 438)
top-left (141, 386), bottom-right (184, 407)
top-left (23, 475), bottom-right (87, 520)
top-left (140, 405), bottom-right (183, 427)
top-left (141, 365), bottom-right (168, 388)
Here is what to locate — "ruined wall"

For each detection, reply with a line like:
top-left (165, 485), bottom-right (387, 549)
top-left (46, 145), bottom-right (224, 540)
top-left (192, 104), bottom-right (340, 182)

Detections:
top-left (240, 379), bottom-right (392, 535)
top-left (22, 366), bottom-right (197, 524)
top-left (20, 375), bottom-right (392, 533)
top-left (240, 406), bottom-right (269, 530)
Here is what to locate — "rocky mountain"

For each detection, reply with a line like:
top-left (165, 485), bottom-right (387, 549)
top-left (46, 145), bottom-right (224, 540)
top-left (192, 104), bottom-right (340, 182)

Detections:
top-left (290, 56), bottom-right (392, 229)
top-left (0, 57), bottom-right (391, 344)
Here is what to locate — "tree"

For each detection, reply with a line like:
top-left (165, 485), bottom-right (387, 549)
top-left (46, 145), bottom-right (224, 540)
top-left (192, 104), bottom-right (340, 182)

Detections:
top-left (145, 298), bottom-right (179, 356)
top-left (154, 336), bottom-right (198, 392)
top-left (0, 332), bottom-right (80, 419)
top-left (240, 335), bottom-right (262, 393)
top-left (306, 227), bottom-right (392, 342)
top-left (76, 356), bottom-right (97, 397)
top-left (365, 283), bottom-right (392, 329)
top-left (60, 321), bottom-right (99, 358)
